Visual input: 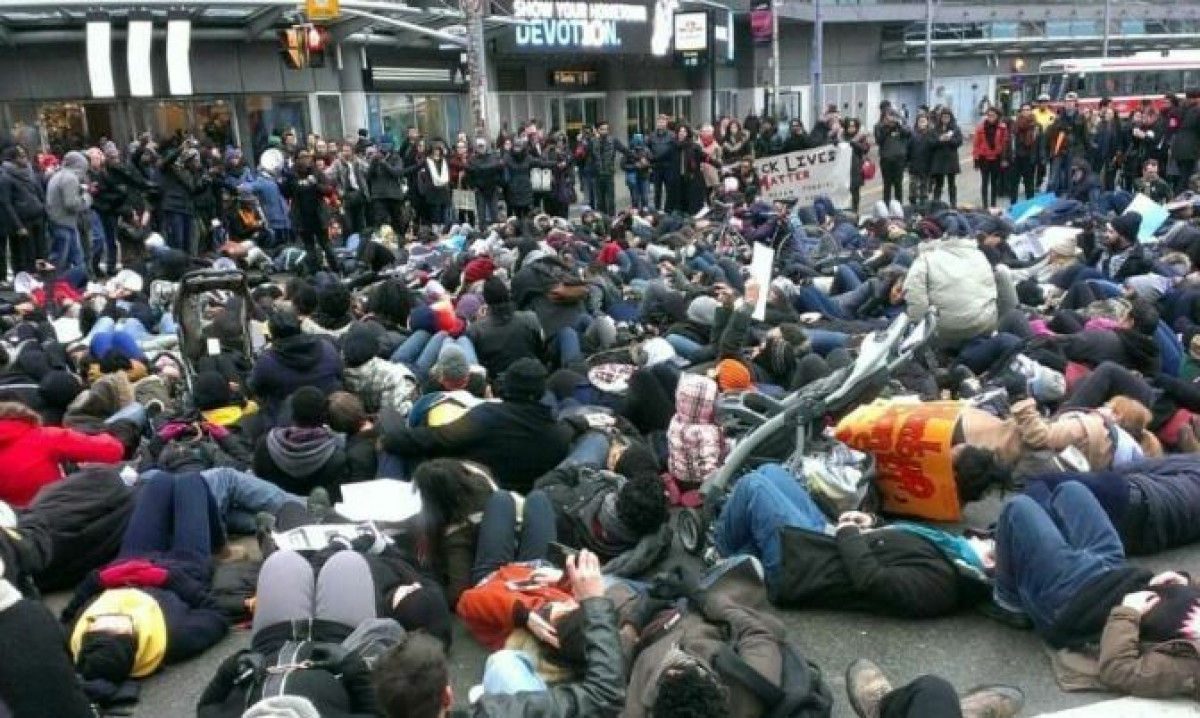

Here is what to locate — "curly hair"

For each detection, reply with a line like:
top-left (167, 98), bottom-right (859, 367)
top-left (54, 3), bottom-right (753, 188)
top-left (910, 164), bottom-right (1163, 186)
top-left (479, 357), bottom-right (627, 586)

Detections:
top-left (652, 663), bottom-right (730, 718)
top-left (616, 472), bottom-right (668, 537)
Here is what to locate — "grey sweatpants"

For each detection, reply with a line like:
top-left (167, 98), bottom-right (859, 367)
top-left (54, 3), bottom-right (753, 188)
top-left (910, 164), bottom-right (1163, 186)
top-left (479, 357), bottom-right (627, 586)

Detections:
top-left (252, 549), bottom-right (378, 637)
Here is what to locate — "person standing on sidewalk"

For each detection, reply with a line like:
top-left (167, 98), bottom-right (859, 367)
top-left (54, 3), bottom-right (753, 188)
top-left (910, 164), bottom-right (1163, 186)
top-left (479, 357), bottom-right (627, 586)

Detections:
top-left (973, 106), bottom-right (1010, 209)
top-left (647, 114), bottom-right (675, 210)
top-left (875, 109), bottom-right (912, 206)
top-left (587, 122), bottom-right (628, 217)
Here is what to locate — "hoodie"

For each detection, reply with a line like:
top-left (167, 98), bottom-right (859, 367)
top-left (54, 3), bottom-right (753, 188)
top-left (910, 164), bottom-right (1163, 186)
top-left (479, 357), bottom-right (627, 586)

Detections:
top-left (45, 151), bottom-right (92, 228)
top-left (254, 426), bottom-right (346, 498)
top-left (249, 335), bottom-right (343, 422)
top-left (666, 374), bottom-right (725, 488)
top-left (0, 415), bottom-right (124, 507)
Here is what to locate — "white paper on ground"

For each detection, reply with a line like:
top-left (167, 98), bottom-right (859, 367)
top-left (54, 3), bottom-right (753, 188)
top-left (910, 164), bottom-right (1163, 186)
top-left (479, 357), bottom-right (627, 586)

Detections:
top-left (1035, 697), bottom-right (1200, 717)
top-left (271, 523), bottom-right (387, 552)
top-left (335, 478), bottom-right (423, 522)
top-left (749, 242), bottom-right (775, 321)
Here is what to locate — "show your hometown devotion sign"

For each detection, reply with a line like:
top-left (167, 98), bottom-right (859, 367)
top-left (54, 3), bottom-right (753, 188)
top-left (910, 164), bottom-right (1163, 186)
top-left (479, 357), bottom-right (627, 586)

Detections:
top-left (753, 143), bottom-right (852, 207)
top-left (514, 0), bottom-right (649, 49)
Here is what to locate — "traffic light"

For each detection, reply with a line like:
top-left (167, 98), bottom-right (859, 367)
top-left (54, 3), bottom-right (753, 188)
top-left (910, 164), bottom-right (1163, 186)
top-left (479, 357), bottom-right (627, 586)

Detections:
top-left (279, 27), bottom-right (305, 69)
top-left (278, 24), bottom-right (328, 69)
top-left (306, 25), bottom-right (328, 68)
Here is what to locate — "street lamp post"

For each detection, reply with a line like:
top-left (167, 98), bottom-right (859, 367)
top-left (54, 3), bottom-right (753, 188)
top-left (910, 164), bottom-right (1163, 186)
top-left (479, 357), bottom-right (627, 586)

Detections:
top-left (461, 0), bottom-right (490, 138)
top-left (1102, 0), bottom-right (1112, 57)
top-left (924, 0), bottom-right (934, 106)
top-left (811, 0), bottom-right (823, 123)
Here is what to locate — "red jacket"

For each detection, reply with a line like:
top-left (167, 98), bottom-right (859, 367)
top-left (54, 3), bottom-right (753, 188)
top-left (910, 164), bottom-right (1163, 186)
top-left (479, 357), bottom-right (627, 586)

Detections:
top-left (973, 121), bottom-right (1010, 163)
top-left (0, 418), bottom-right (124, 507)
top-left (456, 564), bottom-right (574, 650)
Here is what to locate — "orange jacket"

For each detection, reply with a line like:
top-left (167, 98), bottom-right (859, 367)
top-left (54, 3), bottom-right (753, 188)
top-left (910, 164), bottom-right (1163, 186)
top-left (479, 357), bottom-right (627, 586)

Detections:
top-left (456, 564), bottom-right (574, 650)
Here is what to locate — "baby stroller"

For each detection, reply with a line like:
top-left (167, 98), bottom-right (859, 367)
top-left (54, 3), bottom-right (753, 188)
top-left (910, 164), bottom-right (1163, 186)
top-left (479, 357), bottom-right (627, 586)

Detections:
top-left (173, 268), bottom-right (255, 398)
top-left (677, 309), bottom-right (939, 554)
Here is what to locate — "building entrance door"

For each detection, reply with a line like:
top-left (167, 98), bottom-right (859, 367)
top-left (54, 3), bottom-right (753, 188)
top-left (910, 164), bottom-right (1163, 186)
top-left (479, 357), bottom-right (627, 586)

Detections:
top-left (563, 94), bottom-right (604, 144)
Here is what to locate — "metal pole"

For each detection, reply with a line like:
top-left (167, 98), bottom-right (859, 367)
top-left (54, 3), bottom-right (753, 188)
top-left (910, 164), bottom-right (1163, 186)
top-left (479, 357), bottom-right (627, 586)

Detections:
top-left (812, 0), bottom-right (823, 123)
top-left (771, 0), bottom-right (780, 117)
top-left (710, 9), bottom-right (718, 126)
top-left (1102, 0), bottom-right (1112, 57)
top-left (460, 0), bottom-right (490, 138)
top-left (924, 0), bottom-right (934, 106)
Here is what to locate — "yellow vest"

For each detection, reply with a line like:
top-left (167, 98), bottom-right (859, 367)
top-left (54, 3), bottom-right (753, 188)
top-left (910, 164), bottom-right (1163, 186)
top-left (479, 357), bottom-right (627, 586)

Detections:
top-left (70, 588), bottom-right (168, 678)
top-left (1034, 108), bottom-right (1056, 130)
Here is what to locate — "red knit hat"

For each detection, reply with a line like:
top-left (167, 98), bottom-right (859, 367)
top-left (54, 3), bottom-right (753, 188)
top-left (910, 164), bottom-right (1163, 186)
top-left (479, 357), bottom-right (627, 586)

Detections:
top-left (463, 257), bottom-right (496, 285)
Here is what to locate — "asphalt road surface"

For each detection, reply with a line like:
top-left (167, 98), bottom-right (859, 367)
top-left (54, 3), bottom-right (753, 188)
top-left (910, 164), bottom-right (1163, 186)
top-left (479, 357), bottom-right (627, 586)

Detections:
top-left (43, 491), bottom-right (1200, 718)
top-left (52, 152), bottom-right (1140, 718)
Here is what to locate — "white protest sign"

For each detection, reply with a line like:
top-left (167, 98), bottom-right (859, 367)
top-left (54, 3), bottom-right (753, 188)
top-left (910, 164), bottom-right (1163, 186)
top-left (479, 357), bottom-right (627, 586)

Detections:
top-left (749, 242), bottom-right (775, 321)
top-left (753, 143), bottom-right (852, 207)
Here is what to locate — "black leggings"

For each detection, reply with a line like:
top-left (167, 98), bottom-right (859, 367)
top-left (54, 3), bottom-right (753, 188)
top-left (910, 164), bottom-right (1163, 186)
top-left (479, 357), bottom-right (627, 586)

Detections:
top-left (979, 160), bottom-right (1005, 207)
top-left (880, 675), bottom-right (963, 718)
top-left (931, 174), bottom-right (957, 206)
top-left (1063, 360), bottom-right (1200, 431)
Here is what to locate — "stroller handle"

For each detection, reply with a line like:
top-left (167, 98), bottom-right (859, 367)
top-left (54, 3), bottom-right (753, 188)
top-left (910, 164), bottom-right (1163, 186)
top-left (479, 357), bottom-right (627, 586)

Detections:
top-left (701, 308), bottom-right (938, 499)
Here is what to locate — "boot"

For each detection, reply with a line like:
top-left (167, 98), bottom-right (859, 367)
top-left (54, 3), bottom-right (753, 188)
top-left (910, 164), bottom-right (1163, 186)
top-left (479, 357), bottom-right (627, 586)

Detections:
top-left (960, 684), bottom-right (1024, 718)
top-left (846, 659), bottom-right (894, 718)
top-left (307, 487), bottom-right (332, 520)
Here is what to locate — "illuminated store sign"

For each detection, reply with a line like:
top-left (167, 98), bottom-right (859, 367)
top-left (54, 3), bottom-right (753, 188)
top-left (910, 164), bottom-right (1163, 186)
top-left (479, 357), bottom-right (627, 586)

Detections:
top-left (507, 0), bottom-right (677, 54)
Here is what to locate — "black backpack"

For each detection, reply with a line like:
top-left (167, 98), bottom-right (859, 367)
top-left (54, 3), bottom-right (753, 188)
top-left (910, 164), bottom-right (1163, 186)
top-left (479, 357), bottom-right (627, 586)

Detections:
top-left (712, 638), bottom-right (834, 718)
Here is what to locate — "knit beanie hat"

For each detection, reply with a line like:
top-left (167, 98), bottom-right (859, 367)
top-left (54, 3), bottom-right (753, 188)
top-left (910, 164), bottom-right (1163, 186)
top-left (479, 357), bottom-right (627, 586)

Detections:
top-left (1110, 211), bottom-right (1143, 244)
top-left (342, 328), bottom-right (378, 369)
top-left (463, 257), bottom-right (497, 285)
top-left (500, 358), bottom-right (547, 401)
top-left (434, 344), bottom-right (471, 388)
top-left (242, 696), bottom-right (321, 718)
top-left (455, 293), bottom-right (485, 322)
top-left (290, 386), bottom-right (328, 428)
top-left (715, 358), bottom-right (753, 392)
top-left (193, 370), bottom-right (232, 411)
top-left (408, 305), bottom-right (437, 334)
top-left (76, 632), bottom-right (137, 684)
top-left (483, 276), bottom-right (511, 306)
top-left (687, 296), bottom-right (719, 326)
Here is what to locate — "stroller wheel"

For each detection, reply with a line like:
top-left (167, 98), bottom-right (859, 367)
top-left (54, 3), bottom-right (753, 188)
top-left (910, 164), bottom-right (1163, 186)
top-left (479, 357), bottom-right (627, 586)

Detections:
top-left (678, 508), bottom-right (707, 555)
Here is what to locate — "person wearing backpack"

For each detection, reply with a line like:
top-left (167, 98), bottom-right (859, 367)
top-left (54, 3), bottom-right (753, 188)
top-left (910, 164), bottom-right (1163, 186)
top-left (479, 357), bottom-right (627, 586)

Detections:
top-left (622, 555), bottom-right (834, 718)
top-left (844, 658), bottom-right (1024, 718)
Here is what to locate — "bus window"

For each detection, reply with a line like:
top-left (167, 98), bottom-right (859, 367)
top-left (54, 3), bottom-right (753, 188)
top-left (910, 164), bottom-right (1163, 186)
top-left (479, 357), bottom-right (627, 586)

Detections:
top-left (1185, 70), bottom-right (1200, 90)
top-left (1048, 74), bottom-right (1066, 99)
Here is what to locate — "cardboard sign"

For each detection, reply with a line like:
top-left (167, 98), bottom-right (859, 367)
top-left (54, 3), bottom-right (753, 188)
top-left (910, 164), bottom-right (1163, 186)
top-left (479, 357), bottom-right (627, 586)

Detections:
top-left (834, 400), bottom-right (963, 522)
top-left (1123, 193), bottom-right (1170, 243)
top-left (753, 143), bottom-right (851, 207)
top-left (748, 243), bottom-right (775, 321)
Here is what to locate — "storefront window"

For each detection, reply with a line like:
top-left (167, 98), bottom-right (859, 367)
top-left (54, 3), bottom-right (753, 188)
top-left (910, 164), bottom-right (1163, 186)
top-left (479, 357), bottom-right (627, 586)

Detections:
top-left (194, 100), bottom-right (236, 148)
top-left (4, 102), bottom-right (43, 150)
top-left (376, 94), bottom-right (465, 143)
top-left (317, 94), bottom-right (345, 143)
top-left (40, 103), bottom-right (87, 152)
top-left (243, 96), bottom-right (309, 163)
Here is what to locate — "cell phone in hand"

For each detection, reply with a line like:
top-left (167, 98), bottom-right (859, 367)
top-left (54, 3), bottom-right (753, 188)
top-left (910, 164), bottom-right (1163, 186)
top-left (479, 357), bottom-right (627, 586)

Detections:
top-left (547, 541), bottom-right (578, 570)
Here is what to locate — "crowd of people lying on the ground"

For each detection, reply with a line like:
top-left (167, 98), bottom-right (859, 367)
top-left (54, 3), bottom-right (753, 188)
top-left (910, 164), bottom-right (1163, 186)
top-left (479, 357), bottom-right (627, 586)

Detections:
top-left (7, 149), bottom-right (1200, 718)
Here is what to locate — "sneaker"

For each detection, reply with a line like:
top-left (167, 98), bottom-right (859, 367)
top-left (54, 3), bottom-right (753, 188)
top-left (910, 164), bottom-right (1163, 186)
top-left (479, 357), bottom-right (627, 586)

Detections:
top-left (959, 684), bottom-right (1025, 718)
top-left (845, 659), bottom-right (894, 718)
top-left (975, 600), bottom-right (1033, 630)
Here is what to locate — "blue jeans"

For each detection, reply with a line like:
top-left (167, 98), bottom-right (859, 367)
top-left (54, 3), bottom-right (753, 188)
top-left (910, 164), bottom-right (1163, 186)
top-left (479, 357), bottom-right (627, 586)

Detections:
top-left (715, 464), bottom-right (831, 583)
top-left (665, 334), bottom-right (706, 362)
top-left (163, 210), bottom-right (194, 254)
top-left (807, 328), bottom-right (850, 356)
top-left (391, 329), bottom-right (432, 367)
top-left (551, 315), bottom-right (592, 368)
top-left (557, 430), bottom-right (610, 470)
top-left (475, 189), bottom-right (500, 226)
top-left (626, 178), bottom-right (648, 210)
top-left (49, 223), bottom-right (84, 271)
top-left (482, 650), bottom-right (547, 695)
top-left (471, 490), bottom-right (557, 585)
top-left (415, 332), bottom-right (478, 380)
top-left (993, 481), bottom-right (1125, 636)
top-left (202, 468), bottom-right (301, 534)
top-left (120, 472), bottom-right (224, 564)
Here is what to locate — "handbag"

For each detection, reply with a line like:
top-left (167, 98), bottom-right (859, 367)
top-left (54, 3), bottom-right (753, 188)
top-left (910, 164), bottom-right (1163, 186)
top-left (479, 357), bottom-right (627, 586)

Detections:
top-left (452, 189), bottom-right (476, 213)
top-left (861, 159), bottom-right (877, 181)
